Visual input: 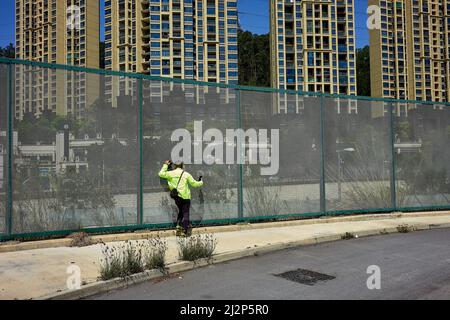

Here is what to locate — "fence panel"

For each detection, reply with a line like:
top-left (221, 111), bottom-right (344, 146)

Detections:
top-left (0, 63), bottom-right (8, 234)
top-left (393, 102), bottom-right (450, 209)
top-left (1, 59), bottom-right (450, 239)
top-left (142, 80), bottom-right (240, 225)
top-left (323, 97), bottom-right (394, 212)
top-left (11, 65), bottom-right (139, 233)
top-left (240, 91), bottom-right (322, 218)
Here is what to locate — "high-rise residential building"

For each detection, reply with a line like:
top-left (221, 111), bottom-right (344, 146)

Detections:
top-left (104, 0), bottom-right (238, 102)
top-left (369, 0), bottom-right (450, 102)
top-left (270, 0), bottom-right (357, 101)
top-left (15, 0), bottom-right (100, 119)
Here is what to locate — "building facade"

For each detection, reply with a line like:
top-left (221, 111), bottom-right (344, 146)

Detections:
top-left (105, 0), bottom-right (238, 107)
top-left (270, 0), bottom-right (357, 95)
top-left (104, 0), bottom-right (238, 104)
top-left (15, 0), bottom-right (100, 119)
top-left (369, 0), bottom-right (450, 102)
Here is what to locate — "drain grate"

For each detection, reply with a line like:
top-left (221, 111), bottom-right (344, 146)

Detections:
top-left (275, 269), bottom-right (336, 286)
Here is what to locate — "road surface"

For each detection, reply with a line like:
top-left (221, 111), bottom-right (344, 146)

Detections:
top-left (91, 228), bottom-right (450, 300)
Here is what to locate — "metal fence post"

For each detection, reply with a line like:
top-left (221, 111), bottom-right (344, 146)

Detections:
top-left (138, 78), bottom-right (144, 225)
top-left (6, 63), bottom-right (13, 235)
top-left (389, 102), bottom-right (398, 211)
top-left (237, 89), bottom-right (244, 219)
top-left (319, 95), bottom-right (326, 213)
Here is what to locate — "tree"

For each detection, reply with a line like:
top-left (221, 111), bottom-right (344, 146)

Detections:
top-left (356, 46), bottom-right (371, 97)
top-left (0, 62), bottom-right (7, 129)
top-left (0, 43), bottom-right (15, 58)
top-left (99, 41), bottom-right (105, 69)
top-left (238, 30), bottom-right (270, 87)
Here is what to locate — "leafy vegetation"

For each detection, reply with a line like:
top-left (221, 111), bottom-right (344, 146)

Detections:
top-left (238, 30), bottom-right (270, 87)
top-left (177, 234), bottom-right (217, 262)
top-left (99, 242), bottom-right (126, 280)
top-left (144, 237), bottom-right (168, 272)
top-left (99, 238), bottom-right (168, 281)
top-left (0, 43), bottom-right (15, 58)
top-left (341, 232), bottom-right (356, 240)
top-left (356, 46), bottom-right (371, 96)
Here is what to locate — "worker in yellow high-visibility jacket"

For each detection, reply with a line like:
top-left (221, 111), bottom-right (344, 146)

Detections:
top-left (159, 160), bottom-right (204, 237)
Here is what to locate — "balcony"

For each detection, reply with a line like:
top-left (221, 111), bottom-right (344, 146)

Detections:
top-left (339, 77), bottom-right (348, 84)
top-left (285, 13), bottom-right (294, 21)
top-left (285, 29), bottom-right (294, 37)
top-left (285, 45), bottom-right (295, 54)
top-left (338, 45), bottom-right (347, 53)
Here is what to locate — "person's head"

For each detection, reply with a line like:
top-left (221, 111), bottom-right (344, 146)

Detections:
top-left (174, 161), bottom-right (184, 170)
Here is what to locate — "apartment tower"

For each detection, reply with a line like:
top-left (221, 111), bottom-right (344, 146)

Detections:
top-left (104, 0), bottom-right (238, 103)
top-left (270, 0), bottom-right (357, 111)
top-left (369, 0), bottom-right (450, 102)
top-left (15, 0), bottom-right (100, 118)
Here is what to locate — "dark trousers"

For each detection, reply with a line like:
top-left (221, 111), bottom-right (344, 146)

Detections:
top-left (174, 196), bottom-right (191, 230)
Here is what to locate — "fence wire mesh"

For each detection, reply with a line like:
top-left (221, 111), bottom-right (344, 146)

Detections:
top-left (323, 98), bottom-right (393, 212)
top-left (241, 91), bottom-right (322, 217)
top-left (0, 64), bottom-right (7, 234)
top-left (0, 60), bottom-right (449, 239)
top-left (393, 102), bottom-right (450, 208)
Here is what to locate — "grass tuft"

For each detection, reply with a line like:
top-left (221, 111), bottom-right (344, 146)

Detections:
top-left (177, 234), bottom-right (217, 262)
top-left (397, 224), bottom-right (412, 233)
top-left (99, 237), bottom-right (168, 281)
top-left (341, 232), bottom-right (356, 240)
top-left (68, 232), bottom-right (94, 247)
top-left (144, 237), bottom-right (168, 273)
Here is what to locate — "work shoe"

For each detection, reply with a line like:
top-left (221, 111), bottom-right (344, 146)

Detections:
top-left (178, 230), bottom-right (188, 238)
top-left (176, 225), bottom-right (184, 237)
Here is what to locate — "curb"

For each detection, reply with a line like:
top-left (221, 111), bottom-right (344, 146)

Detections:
top-left (2, 211), bottom-right (449, 254)
top-left (38, 220), bottom-right (450, 300)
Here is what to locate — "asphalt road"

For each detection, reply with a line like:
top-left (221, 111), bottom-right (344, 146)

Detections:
top-left (91, 229), bottom-right (450, 300)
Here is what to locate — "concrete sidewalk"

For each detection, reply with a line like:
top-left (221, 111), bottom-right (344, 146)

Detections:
top-left (0, 212), bottom-right (449, 300)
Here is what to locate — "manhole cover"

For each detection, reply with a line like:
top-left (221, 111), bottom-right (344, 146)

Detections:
top-left (275, 269), bottom-right (336, 286)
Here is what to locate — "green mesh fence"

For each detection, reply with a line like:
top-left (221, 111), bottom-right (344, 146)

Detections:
top-left (0, 58), bottom-right (449, 240)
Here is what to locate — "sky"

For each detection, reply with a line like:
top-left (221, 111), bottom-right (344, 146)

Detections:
top-left (0, 0), bottom-right (369, 48)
